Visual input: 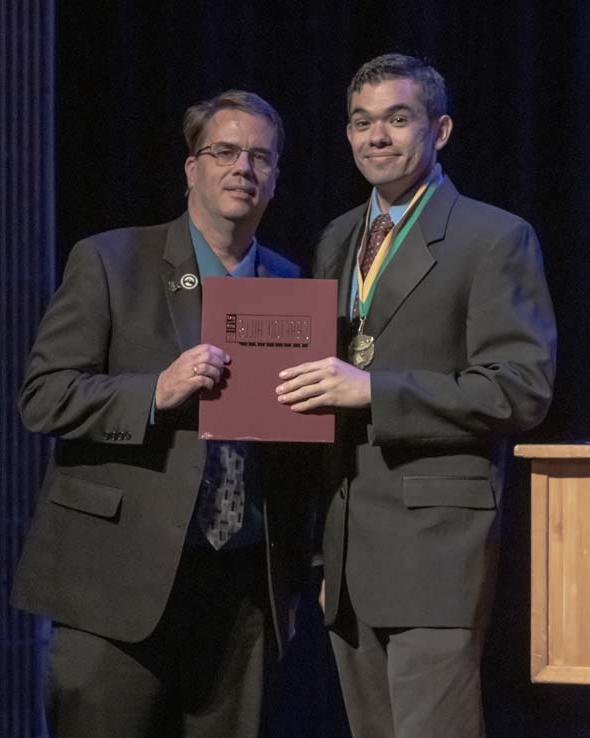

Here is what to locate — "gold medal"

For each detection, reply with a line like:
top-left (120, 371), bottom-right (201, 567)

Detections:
top-left (348, 320), bottom-right (375, 368)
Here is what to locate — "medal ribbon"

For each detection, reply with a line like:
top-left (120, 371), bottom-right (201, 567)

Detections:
top-left (356, 167), bottom-right (442, 321)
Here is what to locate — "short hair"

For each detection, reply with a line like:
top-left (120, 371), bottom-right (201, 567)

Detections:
top-left (183, 89), bottom-right (285, 157)
top-left (347, 53), bottom-right (448, 120)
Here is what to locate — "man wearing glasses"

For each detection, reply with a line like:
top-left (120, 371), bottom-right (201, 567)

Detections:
top-left (13, 90), bottom-right (314, 738)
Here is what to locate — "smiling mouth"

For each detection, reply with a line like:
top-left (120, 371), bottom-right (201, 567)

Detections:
top-left (365, 152), bottom-right (398, 160)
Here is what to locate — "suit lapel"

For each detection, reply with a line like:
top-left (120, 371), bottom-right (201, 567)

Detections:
top-left (365, 223), bottom-right (435, 338)
top-left (340, 217), bottom-right (363, 317)
top-left (365, 176), bottom-right (459, 340)
top-left (332, 215), bottom-right (365, 318)
top-left (161, 213), bottom-right (202, 352)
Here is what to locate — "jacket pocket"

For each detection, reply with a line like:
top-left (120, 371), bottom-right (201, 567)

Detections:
top-left (50, 472), bottom-right (122, 519)
top-left (402, 475), bottom-right (496, 510)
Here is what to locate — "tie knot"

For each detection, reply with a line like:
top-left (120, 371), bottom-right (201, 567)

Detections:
top-left (370, 213), bottom-right (393, 237)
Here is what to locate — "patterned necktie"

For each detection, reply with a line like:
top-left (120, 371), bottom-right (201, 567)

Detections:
top-left (353, 213), bottom-right (394, 318)
top-left (196, 441), bottom-right (246, 549)
top-left (361, 213), bottom-right (394, 278)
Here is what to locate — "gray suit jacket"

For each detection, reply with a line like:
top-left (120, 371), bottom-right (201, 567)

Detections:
top-left (314, 176), bottom-right (556, 628)
top-left (12, 213), bottom-right (314, 657)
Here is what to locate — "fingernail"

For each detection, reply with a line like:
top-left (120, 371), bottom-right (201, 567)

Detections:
top-left (279, 370), bottom-right (287, 378)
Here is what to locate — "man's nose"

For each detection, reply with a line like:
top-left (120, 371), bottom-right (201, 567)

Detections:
top-left (369, 121), bottom-right (391, 147)
top-left (233, 150), bottom-right (255, 175)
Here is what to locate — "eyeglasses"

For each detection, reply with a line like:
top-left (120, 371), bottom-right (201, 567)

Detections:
top-left (194, 142), bottom-right (276, 174)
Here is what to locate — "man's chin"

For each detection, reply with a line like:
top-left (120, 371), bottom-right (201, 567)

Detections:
top-left (364, 171), bottom-right (407, 189)
top-left (221, 202), bottom-right (255, 219)
top-left (357, 160), bottom-right (399, 182)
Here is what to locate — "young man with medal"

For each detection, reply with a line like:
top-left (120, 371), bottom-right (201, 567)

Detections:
top-left (276, 54), bottom-right (556, 738)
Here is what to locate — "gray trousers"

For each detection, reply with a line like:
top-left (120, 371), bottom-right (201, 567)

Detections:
top-left (46, 544), bottom-right (270, 738)
top-left (330, 601), bottom-right (487, 738)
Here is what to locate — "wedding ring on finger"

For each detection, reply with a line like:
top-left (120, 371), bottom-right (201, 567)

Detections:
top-left (192, 366), bottom-right (200, 377)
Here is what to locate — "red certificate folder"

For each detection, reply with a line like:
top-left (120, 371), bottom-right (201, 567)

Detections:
top-left (198, 276), bottom-right (337, 442)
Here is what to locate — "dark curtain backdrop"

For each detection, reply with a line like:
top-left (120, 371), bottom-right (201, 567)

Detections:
top-left (2, 1), bottom-right (55, 738)
top-left (4, 0), bottom-right (590, 736)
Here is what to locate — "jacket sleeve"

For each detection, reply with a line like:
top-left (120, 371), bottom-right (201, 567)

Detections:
top-left (19, 240), bottom-right (157, 444)
top-left (369, 220), bottom-right (556, 445)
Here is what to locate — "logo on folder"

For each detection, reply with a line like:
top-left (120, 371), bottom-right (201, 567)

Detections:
top-left (225, 314), bottom-right (311, 347)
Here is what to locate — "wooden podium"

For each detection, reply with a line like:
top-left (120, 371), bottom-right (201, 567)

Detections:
top-left (515, 444), bottom-right (590, 684)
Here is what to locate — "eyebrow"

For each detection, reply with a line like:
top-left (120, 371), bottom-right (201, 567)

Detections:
top-left (212, 140), bottom-right (273, 155)
top-left (349, 104), bottom-right (415, 118)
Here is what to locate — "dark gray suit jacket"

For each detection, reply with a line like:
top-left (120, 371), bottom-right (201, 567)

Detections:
top-left (12, 212), bottom-right (314, 657)
top-left (314, 176), bottom-right (556, 628)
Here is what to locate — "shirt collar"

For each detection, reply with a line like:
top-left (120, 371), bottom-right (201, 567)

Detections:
top-left (369, 188), bottom-right (411, 227)
top-left (188, 216), bottom-right (258, 278)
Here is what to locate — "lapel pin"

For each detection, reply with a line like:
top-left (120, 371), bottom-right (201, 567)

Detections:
top-left (180, 273), bottom-right (198, 290)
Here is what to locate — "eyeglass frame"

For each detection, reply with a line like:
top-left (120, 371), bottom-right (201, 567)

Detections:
top-left (193, 141), bottom-right (277, 174)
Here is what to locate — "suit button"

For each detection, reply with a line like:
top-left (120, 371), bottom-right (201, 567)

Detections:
top-left (339, 486), bottom-right (346, 499)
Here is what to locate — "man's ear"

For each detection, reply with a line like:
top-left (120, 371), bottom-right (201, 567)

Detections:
top-left (184, 156), bottom-right (197, 192)
top-left (269, 166), bottom-right (279, 198)
top-left (346, 123), bottom-right (353, 146)
top-left (434, 115), bottom-right (453, 152)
